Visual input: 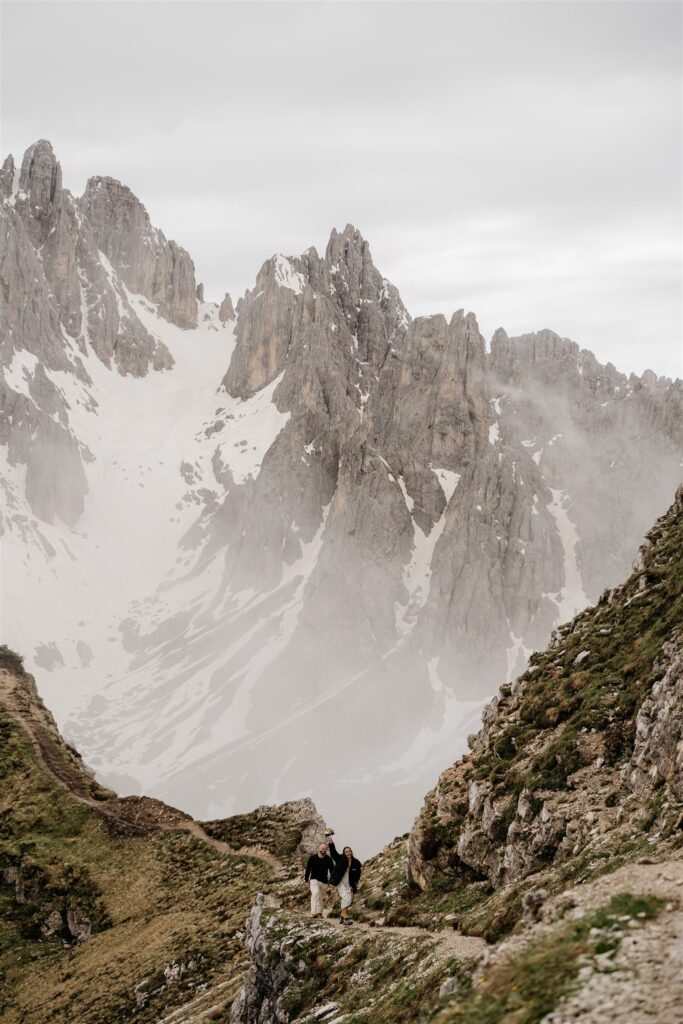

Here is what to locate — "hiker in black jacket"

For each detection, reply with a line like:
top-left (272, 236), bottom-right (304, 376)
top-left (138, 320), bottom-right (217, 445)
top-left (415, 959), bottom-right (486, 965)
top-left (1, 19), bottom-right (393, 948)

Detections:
top-left (328, 837), bottom-right (362, 924)
top-left (304, 842), bottom-right (334, 917)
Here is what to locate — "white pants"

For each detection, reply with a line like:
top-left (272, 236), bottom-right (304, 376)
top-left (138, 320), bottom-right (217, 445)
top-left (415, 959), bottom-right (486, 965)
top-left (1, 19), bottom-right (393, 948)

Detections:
top-left (310, 879), bottom-right (328, 916)
top-left (337, 870), bottom-right (353, 910)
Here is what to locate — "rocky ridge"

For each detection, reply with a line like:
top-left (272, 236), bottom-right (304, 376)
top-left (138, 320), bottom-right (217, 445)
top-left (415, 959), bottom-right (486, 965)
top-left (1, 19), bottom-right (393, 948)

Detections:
top-left (120, 219), bottom-right (682, 847)
top-left (407, 485), bottom-right (683, 902)
top-left (0, 652), bottom-right (315, 1023)
top-left (0, 140), bottom-right (201, 526)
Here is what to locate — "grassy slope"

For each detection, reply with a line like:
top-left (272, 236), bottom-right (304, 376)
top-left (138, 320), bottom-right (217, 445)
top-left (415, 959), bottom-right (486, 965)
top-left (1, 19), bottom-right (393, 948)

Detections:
top-left (0, 690), bottom-right (276, 1024)
top-left (361, 489), bottom-right (683, 942)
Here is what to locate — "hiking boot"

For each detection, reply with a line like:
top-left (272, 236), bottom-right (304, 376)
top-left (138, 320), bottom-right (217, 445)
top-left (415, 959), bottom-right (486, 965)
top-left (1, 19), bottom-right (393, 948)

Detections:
top-left (324, 828), bottom-right (335, 837)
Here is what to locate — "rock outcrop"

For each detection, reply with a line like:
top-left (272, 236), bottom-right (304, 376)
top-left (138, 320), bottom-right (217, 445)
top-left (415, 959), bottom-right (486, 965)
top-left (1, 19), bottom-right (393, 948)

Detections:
top-left (204, 798), bottom-right (327, 870)
top-left (229, 894), bottom-right (294, 1024)
top-left (408, 485), bottom-right (683, 894)
top-left (627, 640), bottom-right (683, 801)
top-left (81, 175), bottom-right (197, 329)
top-left (219, 290), bottom-right (235, 322)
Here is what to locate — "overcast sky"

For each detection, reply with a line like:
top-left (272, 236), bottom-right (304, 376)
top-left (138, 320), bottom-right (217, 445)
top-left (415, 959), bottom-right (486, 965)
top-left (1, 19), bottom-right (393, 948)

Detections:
top-left (2, 1), bottom-right (681, 377)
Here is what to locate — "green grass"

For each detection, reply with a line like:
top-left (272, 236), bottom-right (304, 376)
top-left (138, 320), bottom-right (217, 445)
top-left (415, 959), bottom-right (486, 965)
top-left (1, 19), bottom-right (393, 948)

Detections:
top-left (0, 700), bottom-right (273, 1024)
top-left (0, 646), bottom-right (28, 677)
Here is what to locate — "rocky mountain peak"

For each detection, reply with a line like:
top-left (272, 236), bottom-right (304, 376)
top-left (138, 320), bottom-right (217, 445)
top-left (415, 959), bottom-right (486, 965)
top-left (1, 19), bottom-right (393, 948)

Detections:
top-left (218, 291), bottom-right (235, 322)
top-left (80, 174), bottom-right (153, 250)
top-left (325, 221), bottom-right (368, 266)
top-left (223, 225), bottom-right (410, 400)
top-left (19, 138), bottom-right (60, 189)
top-left (80, 173), bottom-right (197, 329)
top-left (0, 153), bottom-right (15, 201)
top-left (490, 326), bottom-right (578, 377)
top-left (7, 139), bottom-right (64, 248)
top-left (325, 223), bottom-right (410, 368)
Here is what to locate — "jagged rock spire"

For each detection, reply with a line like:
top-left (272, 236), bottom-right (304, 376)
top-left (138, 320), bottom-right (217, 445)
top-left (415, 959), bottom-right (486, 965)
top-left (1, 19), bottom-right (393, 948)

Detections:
top-left (219, 292), bottom-right (235, 322)
top-left (81, 175), bottom-right (197, 329)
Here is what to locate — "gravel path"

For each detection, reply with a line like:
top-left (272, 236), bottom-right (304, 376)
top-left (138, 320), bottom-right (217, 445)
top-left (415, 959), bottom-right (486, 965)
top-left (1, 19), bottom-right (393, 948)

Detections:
top-left (353, 919), bottom-right (485, 957)
top-left (541, 860), bottom-right (683, 1023)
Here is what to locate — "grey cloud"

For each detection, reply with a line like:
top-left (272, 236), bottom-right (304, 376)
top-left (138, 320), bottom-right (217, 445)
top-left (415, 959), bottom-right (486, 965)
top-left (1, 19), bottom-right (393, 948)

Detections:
top-left (2, 0), bottom-right (680, 377)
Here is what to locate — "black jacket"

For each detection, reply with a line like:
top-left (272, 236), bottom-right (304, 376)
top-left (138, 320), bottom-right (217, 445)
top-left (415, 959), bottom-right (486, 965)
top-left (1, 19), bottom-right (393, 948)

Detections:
top-left (328, 841), bottom-right (362, 891)
top-left (305, 852), bottom-right (334, 884)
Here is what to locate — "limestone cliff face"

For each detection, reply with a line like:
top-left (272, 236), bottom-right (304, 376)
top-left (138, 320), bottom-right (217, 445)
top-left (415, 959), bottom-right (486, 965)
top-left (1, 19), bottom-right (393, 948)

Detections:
top-left (2, 139), bottom-right (181, 378)
top-left (627, 641), bottom-right (683, 802)
top-left (0, 140), bottom-right (195, 524)
top-left (81, 176), bottom-right (197, 329)
top-left (228, 894), bottom-right (293, 1024)
top-left (489, 327), bottom-right (683, 601)
top-left (0, 153), bottom-right (89, 525)
top-left (117, 220), bottom-right (681, 849)
top-left (194, 228), bottom-right (683, 695)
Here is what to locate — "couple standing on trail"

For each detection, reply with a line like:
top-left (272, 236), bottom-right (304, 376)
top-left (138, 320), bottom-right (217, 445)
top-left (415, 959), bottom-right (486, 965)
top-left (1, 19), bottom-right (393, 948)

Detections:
top-left (305, 828), bottom-right (362, 925)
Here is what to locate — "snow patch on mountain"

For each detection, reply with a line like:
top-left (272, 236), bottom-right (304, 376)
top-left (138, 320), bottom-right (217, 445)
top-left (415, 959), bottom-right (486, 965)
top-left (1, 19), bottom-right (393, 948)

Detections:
top-left (211, 374), bottom-right (291, 485)
top-left (396, 473), bottom-right (461, 637)
top-left (1, 294), bottom-right (235, 728)
top-left (3, 350), bottom-right (40, 393)
top-left (435, 468), bottom-right (461, 505)
top-left (273, 254), bottom-right (305, 295)
top-left (548, 487), bottom-right (590, 622)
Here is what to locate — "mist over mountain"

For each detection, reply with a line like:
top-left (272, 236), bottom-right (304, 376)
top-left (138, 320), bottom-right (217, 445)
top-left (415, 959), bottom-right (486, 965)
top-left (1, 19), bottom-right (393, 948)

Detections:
top-left (1, 140), bottom-right (681, 852)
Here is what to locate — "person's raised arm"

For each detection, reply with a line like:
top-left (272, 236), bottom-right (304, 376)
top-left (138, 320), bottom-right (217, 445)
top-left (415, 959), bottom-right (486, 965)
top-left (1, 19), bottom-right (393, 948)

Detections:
top-left (328, 840), bottom-right (341, 863)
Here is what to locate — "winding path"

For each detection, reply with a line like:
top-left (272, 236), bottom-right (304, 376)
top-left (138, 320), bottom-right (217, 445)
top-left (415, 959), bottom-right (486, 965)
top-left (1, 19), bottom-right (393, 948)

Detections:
top-left (1, 668), bottom-right (484, 957)
top-left (0, 670), bottom-right (284, 873)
